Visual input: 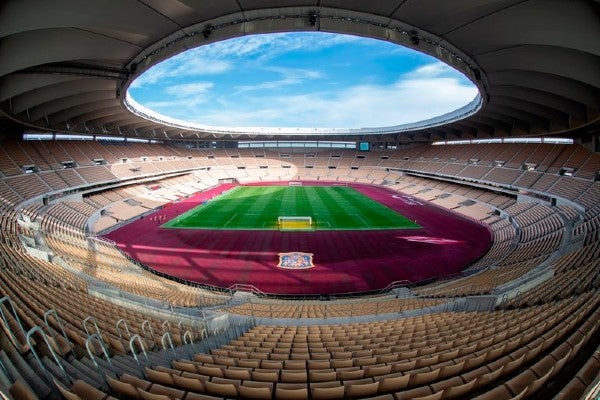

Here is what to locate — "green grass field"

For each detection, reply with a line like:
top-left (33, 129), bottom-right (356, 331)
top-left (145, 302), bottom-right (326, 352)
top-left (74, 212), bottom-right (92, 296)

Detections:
top-left (163, 186), bottom-right (420, 231)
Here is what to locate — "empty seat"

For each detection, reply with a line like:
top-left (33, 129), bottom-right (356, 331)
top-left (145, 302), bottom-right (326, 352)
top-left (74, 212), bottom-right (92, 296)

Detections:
top-left (409, 368), bottom-right (440, 386)
top-left (309, 370), bottom-right (337, 383)
top-left (275, 385), bottom-right (308, 400)
top-left (147, 384), bottom-right (185, 400)
top-left (54, 379), bottom-right (115, 400)
top-left (311, 384), bottom-right (345, 400)
top-left (345, 381), bottom-right (379, 398)
top-left (338, 369), bottom-right (364, 380)
top-left (145, 368), bottom-right (174, 386)
top-left (238, 384), bottom-right (273, 400)
top-left (365, 364), bottom-right (392, 378)
top-left (196, 365), bottom-right (224, 378)
top-left (107, 376), bottom-right (142, 400)
top-left (172, 374), bottom-right (205, 392)
top-left (137, 389), bottom-right (170, 400)
top-left (394, 385), bottom-right (433, 400)
top-left (204, 380), bottom-right (238, 398)
top-left (473, 384), bottom-right (528, 400)
top-left (223, 368), bottom-right (252, 380)
top-left (378, 374), bottom-right (410, 393)
top-left (440, 378), bottom-right (477, 400)
top-left (171, 361), bottom-right (197, 373)
top-left (252, 370), bottom-right (280, 382)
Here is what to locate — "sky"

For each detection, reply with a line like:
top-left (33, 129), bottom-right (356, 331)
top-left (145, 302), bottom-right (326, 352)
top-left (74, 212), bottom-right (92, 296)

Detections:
top-left (129, 32), bottom-right (478, 129)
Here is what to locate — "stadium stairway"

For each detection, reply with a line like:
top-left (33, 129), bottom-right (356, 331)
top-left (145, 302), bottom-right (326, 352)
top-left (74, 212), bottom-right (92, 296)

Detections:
top-left (0, 312), bottom-right (252, 400)
top-left (391, 287), bottom-right (416, 299)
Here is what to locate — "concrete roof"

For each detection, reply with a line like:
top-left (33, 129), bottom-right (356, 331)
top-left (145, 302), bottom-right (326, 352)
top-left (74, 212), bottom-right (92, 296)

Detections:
top-left (0, 0), bottom-right (598, 142)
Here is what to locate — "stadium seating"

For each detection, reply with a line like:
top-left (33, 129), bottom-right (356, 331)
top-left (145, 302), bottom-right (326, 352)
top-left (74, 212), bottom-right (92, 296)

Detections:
top-left (0, 139), bottom-right (598, 399)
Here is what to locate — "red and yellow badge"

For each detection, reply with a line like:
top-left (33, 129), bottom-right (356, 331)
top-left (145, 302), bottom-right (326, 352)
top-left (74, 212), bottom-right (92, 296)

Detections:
top-left (277, 252), bottom-right (315, 269)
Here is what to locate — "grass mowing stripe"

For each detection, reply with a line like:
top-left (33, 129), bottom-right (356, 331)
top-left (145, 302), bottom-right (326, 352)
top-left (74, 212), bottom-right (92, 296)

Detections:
top-left (339, 186), bottom-right (417, 229)
top-left (327, 187), bottom-right (370, 229)
top-left (244, 186), bottom-right (277, 228)
top-left (168, 187), bottom-right (237, 227)
top-left (164, 185), bottom-right (420, 231)
top-left (242, 186), bottom-right (282, 228)
top-left (315, 187), bottom-right (360, 229)
top-left (299, 187), bottom-right (315, 216)
top-left (339, 187), bottom-right (387, 227)
top-left (334, 187), bottom-right (370, 228)
top-left (305, 186), bottom-right (329, 228)
top-left (310, 188), bottom-right (341, 227)
top-left (207, 187), bottom-right (245, 226)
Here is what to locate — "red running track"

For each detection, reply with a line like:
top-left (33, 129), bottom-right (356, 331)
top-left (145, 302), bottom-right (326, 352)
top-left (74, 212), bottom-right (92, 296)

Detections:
top-left (104, 182), bottom-right (492, 295)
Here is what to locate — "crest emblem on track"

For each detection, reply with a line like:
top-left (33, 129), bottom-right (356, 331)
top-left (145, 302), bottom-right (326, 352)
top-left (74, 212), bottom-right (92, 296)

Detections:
top-left (277, 252), bottom-right (314, 269)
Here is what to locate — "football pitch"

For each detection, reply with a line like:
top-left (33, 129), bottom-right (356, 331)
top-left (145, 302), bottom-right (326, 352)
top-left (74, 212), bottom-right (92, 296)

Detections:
top-left (163, 185), bottom-right (420, 231)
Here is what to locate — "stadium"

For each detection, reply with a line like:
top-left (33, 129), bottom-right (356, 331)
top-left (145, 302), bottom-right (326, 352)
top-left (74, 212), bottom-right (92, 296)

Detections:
top-left (0, 1), bottom-right (598, 400)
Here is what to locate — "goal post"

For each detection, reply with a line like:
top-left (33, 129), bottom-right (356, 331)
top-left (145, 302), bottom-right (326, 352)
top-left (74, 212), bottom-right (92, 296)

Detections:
top-left (278, 216), bottom-right (313, 231)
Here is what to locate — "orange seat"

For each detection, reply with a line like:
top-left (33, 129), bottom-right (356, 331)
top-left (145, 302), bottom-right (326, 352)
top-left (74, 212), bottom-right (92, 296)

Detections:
top-left (311, 385), bottom-right (345, 400)
top-left (275, 385), bottom-right (308, 400)
top-left (203, 380), bottom-right (238, 398)
top-left (345, 381), bottom-right (379, 398)
top-left (238, 384), bottom-right (273, 400)
top-left (172, 374), bottom-right (206, 392)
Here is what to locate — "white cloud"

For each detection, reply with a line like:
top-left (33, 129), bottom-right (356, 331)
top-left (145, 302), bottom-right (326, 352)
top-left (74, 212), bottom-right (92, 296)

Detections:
top-left (234, 67), bottom-right (323, 93)
top-left (185, 61), bottom-right (478, 128)
top-left (170, 59), bottom-right (231, 77)
top-left (268, 67), bottom-right (323, 80)
top-left (145, 82), bottom-right (215, 113)
top-left (164, 82), bottom-right (214, 97)
top-left (405, 62), bottom-right (454, 79)
top-left (130, 57), bottom-right (231, 89)
top-left (192, 32), bottom-right (361, 61)
top-left (130, 32), bottom-right (359, 89)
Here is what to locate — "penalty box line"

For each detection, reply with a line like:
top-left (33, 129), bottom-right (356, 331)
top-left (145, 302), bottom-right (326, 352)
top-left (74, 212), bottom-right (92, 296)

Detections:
top-left (224, 213), bottom-right (368, 228)
top-left (312, 212), bottom-right (370, 228)
top-left (224, 213), bottom-right (279, 228)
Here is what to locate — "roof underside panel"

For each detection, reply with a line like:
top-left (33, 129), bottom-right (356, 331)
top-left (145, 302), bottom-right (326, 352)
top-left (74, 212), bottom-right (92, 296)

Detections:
top-left (0, 0), bottom-right (597, 142)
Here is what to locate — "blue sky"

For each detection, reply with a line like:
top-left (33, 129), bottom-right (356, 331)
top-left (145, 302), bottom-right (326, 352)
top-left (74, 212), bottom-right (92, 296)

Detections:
top-left (129, 32), bottom-right (478, 129)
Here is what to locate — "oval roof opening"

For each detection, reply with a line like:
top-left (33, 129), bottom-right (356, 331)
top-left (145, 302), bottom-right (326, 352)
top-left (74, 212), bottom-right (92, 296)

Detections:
top-left (127, 32), bottom-right (479, 133)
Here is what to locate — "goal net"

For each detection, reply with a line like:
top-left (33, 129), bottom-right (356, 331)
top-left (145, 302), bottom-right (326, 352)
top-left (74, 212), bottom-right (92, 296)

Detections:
top-left (278, 216), bottom-right (313, 231)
